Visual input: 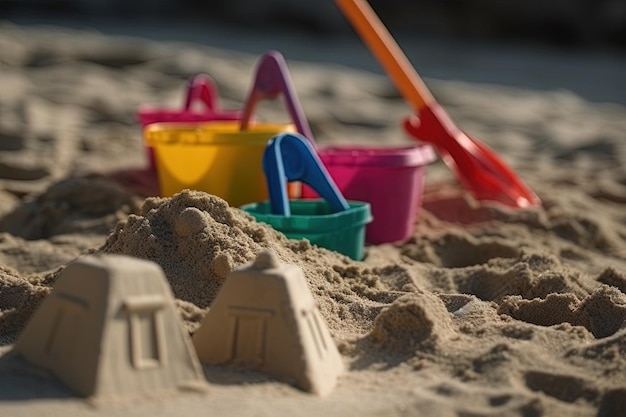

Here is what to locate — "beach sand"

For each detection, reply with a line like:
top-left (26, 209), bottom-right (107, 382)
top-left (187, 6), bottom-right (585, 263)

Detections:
top-left (1, 22), bottom-right (626, 416)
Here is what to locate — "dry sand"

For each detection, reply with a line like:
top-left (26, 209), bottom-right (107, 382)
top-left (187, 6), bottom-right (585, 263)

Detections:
top-left (1, 21), bottom-right (626, 416)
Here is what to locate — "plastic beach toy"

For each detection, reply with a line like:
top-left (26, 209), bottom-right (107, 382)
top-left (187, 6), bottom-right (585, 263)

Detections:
top-left (263, 133), bottom-right (348, 216)
top-left (144, 51), bottom-right (314, 206)
top-left (137, 74), bottom-right (241, 126)
top-left (240, 50), bottom-right (315, 144)
top-left (334, 0), bottom-right (540, 208)
top-left (137, 74), bottom-right (242, 170)
top-left (144, 121), bottom-right (295, 207)
top-left (302, 144), bottom-right (436, 244)
top-left (241, 133), bottom-right (372, 260)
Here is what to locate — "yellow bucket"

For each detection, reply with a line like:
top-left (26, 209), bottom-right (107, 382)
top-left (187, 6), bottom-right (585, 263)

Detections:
top-left (144, 121), bottom-right (296, 207)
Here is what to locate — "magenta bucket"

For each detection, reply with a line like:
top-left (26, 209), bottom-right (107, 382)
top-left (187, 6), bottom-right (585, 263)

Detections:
top-left (302, 145), bottom-right (436, 244)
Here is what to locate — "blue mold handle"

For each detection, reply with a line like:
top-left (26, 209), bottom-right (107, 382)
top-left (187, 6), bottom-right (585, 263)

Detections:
top-left (263, 133), bottom-right (349, 216)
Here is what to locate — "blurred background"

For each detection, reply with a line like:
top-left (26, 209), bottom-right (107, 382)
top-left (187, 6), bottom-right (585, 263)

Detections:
top-left (2, 0), bottom-right (625, 45)
top-left (1, 0), bottom-right (626, 105)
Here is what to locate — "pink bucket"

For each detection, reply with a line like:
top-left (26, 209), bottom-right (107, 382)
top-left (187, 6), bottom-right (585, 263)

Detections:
top-left (137, 74), bottom-right (241, 126)
top-left (302, 145), bottom-right (436, 244)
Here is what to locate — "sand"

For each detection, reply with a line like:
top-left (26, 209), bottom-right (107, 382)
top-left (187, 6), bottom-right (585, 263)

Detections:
top-left (1, 21), bottom-right (626, 416)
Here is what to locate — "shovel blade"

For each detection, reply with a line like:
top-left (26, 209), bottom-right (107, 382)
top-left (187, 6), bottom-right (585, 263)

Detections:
top-left (403, 105), bottom-right (540, 208)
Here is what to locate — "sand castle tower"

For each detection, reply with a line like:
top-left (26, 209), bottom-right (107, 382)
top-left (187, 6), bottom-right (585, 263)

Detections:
top-left (14, 255), bottom-right (206, 399)
top-left (192, 250), bottom-right (343, 396)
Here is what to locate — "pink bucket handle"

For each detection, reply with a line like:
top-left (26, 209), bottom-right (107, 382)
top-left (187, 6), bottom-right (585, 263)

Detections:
top-left (183, 73), bottom-right (219, 112)
top-left (240, 51), bottom-right (315, 145)
top-left (137, 73), bottom-right (240, 127)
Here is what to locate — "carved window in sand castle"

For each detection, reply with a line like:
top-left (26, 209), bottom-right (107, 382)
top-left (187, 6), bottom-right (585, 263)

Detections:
top-left (124, 295), bottom-right (167, 370)
top-left (227, 307), bottom-right (274, 366)
top-left (45, 293), bottom-right (88, 357)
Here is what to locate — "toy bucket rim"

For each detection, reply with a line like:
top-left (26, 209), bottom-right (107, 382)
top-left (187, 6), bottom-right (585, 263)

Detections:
top-left (137, 108), bottom-right (242, 127)
top-left (317, 144), bottom-right (436, 168)
top-left (240, 200), bottom-right (372, 232)
top-left (144, 122), bottom-right (296, 146)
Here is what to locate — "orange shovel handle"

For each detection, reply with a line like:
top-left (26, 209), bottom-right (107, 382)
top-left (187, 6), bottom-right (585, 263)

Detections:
top-left (334, 0), bottom-right (434, 112)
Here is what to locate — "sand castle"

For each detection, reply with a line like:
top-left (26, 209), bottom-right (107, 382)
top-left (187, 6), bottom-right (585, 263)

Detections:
top-left (13, 255), bottom-right (207, 400)
top-left (192, 250), bottom-right (343, 396)
top-left (12, 251), bottom-right (342, 400)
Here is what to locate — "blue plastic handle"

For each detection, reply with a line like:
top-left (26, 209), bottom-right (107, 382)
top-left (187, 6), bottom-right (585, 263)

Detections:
top-left (263, 133), bottom-right (349, 216)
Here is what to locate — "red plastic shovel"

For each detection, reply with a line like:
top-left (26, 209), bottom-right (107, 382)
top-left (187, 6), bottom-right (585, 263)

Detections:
top-left (334, 0), bottom-right (540, 208)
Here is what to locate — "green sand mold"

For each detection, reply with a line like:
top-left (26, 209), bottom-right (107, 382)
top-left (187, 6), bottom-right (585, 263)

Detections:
top-left (241, 200), bottom-right (372, 260)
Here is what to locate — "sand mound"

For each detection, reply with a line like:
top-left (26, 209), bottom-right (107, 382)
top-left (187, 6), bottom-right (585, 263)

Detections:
top-left (99, 190), bottom-right (403, 338)
top-left (0, 267), bottom-right (52, 346)
top-left (101, 190), bottom-right (271, 309)
top-left (0, 176), bottom-right (141, 240)
top-left (500, 286), bottom-right (626, 338)
top-left (369, 292), bottom-right (454, 351)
